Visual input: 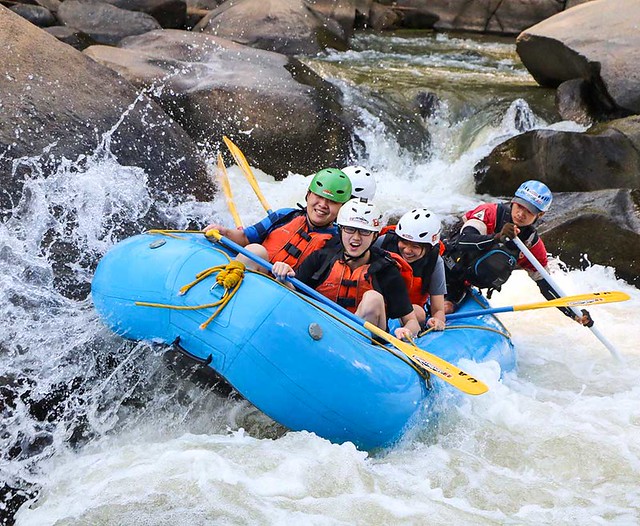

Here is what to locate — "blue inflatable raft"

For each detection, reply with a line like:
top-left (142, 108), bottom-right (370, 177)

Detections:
top-left (91, 231), bottom-right (515, 450)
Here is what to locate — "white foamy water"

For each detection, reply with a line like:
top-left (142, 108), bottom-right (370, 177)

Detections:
top-left (3, 31), bottom-right (639, 526)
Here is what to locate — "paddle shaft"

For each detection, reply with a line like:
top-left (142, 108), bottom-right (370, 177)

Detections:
top-left (207, 230), bottom-right (489, 395)
top-left (446, 291), bottom-right (630, 320)
top-left (223, 136), bottom-right (273, 214)
top-left (511, 236), bottom-right (623, 362)
top-left (216, 153), bottom-right (243, 228)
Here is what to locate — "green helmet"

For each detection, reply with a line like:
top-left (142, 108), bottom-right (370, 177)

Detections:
top-left (308, 168), bottom-right (352, 204)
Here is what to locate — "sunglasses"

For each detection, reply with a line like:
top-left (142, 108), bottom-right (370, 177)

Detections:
top-left (341, 226), bottom-right (375, 237)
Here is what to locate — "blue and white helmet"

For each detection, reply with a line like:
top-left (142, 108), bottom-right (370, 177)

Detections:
top-left (513, 180), bottom-right (552, 213)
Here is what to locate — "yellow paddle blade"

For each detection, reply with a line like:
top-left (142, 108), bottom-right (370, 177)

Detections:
top-left (513, 291), bottom-right (631, 312)
top-left (365, 323), bottom-right (489, 395)
top-left (222, 136), bottom-right (272, 213)
top-left (216, 153), bottom-right (243, 228)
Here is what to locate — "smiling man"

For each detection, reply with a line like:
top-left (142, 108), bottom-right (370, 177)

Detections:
top-left (442, 180), bottom-right (592, 326)
top-left (206, 168), bottom-right (352, 270)
top-left (272, 199), bottom-right (421, 341)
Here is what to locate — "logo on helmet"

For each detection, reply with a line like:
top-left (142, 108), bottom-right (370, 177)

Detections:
top-left (520, 187), bottom-right (545, 206)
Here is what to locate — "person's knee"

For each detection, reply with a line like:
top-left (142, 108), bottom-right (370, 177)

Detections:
top-left (443, 300), bottom-right (456, 314)
top-left (413, 304), bottom-right (427, 324)
top-left (357, 290), bottom-right (385, 319)
top-left (361, 290), bottom-right (384, 306)
top-left (237, 244), bottom-right (269, 271)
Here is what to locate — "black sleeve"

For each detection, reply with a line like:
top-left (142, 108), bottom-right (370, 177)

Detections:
top-left (535, 279), bottom-right (576, 319)
top-left (455, 225), bottom-right (499, 252)
top-left (294, 251), bottom-right (324, 289)
top-left (376, 265), bottom-right (414, 319)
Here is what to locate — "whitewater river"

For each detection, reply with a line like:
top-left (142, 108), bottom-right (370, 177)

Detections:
top-left (2, 31), bottom-right (639, 525)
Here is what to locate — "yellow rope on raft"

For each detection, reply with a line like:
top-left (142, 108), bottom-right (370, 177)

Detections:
top-left (135, 260), bottom-right (246, 330)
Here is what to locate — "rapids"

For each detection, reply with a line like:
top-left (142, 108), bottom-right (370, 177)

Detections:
top-left (2, 30), bottom-right (638, 525)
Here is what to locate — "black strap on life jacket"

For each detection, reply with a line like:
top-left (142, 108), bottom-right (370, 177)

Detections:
top-left (310, 240), bottom-right (343, 284)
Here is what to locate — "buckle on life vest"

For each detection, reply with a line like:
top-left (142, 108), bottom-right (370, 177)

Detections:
top-left (297, 228), bottom-right (312, 242)
top-left (284, 243), bottom-right (302, 258)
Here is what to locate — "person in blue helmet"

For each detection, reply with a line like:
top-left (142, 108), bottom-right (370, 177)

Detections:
top-left (442, 180), bottom-right (593, 325)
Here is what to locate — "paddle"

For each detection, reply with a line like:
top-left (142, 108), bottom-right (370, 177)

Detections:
top-left (222, 135), bottom-right (273, 215)
top-left (205, 229), bottom-right (489, 395)
top-left (216, 153), bottom-right (243, 228)
top-left (446, 291), bottom-right (630, 321)
top-left (511, 236), bottom-right (624, 362)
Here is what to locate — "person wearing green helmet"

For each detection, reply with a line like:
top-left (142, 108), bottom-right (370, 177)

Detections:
top-left (205, 168), bottom-right (352, 270)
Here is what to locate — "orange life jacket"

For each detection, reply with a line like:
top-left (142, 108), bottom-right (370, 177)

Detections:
top-left (262, 213), bottom-right (334, 269)
top-left (314, 250), bottom-right (404, 313)
top-left (315, 260), bottom-right (374, 312)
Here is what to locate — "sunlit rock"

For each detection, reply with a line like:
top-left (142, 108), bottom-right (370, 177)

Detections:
top-left (395, 0), bottom-right (561, 34)
top-left (193, 0), bottom-right (348, 55)
top-left (85, 29), bottom-right (353, 178)
top-left (57, 0), bottom-right (162, 44)
top-left (516, 0), bottom-right (640, 117)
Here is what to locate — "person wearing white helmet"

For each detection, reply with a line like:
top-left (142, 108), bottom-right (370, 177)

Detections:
top-left (341, 165), bottom-right (377, 201)
top-left (272, 198), bottom-right (421, 341)
top-left (376, 208), bottom-right (447, 331)
top-left (442, 180), bottom-right (592, 326)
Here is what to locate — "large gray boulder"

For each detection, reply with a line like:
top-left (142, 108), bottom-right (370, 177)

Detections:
top-left (0, 7), bottom-right (213, 298)
top-left (516, 0), bottom-right (640, 116)
top-left (538, 189), bottom-right (640, 287)
top-left (0, 7), bottom-right (211, 218)
top-left (474, 116), bottom-right (640, 195)
top-left (57, 0), bottom-right (162, 44)
top-left (85, 29), bottom-right (353, 178)
top-left (102, 0), bottom-right (187, 28)
top-left (395, 0), bottom-right (562, 34)
top-left (193, 0), bottom-right (348, 55)
top-left (306, 0), bottom-right (358, 37)
top-left (9, 4), bottom-right (57, 26)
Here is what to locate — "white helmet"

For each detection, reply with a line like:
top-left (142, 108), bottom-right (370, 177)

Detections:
top-left (337, 198), bottom-right (382, 232)
top-left (341, 165), bottom-right (376, 201)
top-left (396, 208), bottom-right (441, 245)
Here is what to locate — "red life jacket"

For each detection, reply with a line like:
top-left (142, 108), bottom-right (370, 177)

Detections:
top-left (262, 213), bottom-right (334, 269)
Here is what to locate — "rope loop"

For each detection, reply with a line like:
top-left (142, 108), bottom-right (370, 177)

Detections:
top-left (216, 260), bottom-right (246, 289)
top-left (136, 259), bottom-right (247, 330)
